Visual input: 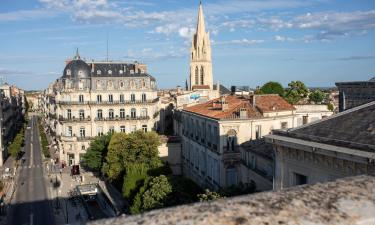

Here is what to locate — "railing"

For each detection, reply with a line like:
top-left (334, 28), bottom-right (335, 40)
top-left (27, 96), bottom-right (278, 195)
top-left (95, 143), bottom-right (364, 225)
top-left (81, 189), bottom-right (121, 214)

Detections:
top-left (57, 98), bottom-right (159, 105)
top-left (58, 117), bottom-right (91, 122)
top-left (94, 116), bottom-right (150, 121)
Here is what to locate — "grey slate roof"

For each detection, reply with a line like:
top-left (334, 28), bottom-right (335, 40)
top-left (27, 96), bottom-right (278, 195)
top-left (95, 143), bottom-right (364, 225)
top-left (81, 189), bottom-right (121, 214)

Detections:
top-left (369, 76), bottom-right (375, 82)
top-left (241, 139), bottom-right (273, 160)
top-left (273, 101), bottom-right (375, 152)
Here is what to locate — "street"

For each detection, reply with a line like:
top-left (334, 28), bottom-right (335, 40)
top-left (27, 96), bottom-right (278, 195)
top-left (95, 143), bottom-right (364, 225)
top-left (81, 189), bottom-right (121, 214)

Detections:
top-left (7, 116), bottom-right (55, 225)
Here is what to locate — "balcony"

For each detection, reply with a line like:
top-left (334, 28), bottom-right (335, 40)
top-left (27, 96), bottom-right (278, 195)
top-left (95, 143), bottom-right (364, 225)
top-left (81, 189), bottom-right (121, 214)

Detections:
top-left (58, 116), bottom-right (91, 122)
top-left (94, 116), bottom-right (150, 121)
top-left (58, 98), bottom-right (159, 106)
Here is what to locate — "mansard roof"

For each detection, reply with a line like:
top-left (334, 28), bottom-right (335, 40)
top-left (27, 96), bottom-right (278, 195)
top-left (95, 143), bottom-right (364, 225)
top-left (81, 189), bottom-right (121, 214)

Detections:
top-left (273, 101), bottom-right (375, 152)
top-left (183, 94), bottom-right (294, 120)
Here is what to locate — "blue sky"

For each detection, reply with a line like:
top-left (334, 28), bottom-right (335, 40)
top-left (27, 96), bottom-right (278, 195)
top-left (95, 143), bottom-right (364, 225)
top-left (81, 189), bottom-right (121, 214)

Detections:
top-left (0, 0), bottom-right (375, 90)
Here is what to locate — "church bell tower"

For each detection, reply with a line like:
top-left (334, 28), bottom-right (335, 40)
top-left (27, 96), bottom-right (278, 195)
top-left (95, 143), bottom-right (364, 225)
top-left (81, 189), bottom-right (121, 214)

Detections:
top-left (189, 2), bottom-right (213, 90)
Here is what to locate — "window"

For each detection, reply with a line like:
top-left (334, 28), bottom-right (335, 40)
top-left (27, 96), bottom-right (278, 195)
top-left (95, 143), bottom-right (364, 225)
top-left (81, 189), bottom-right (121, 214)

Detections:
top-left (294, 173), bottom-right (308, 186)
top-left (108, 70), bottom-right (112, 75)
top-left (200, 66), bottom-right (204, 85)
top-left (120, 94), bottom-right (124, 103)
top-left (79, 109), bottom-right (85, 119)
top-left (97, 126), bottom-right (103, 136)
top-left (141, 93), bottom-right (146, 102)
top-left (79, 127), bottom-right (85, 138)
top-left (81, 145), bottom-right (86, 151)
top-left (97, 95), bottom-right (102, 103)
top-left (142, 125), bottom-right (147, 132)
top-left (108, 109), bottom-right (114, 119)
top-left (78, 70), bottom-right (83, 77)
top-left (67, 109), bottom-right (72, 119)
top-left (108, 94), bottom-right (113, 102)
top-left (66, 69), bottom-right (71, 76)
top-left (97, 70), bottom-right (101, 75)
top-left (107, 80), bottom-right (113, 89)
top-left (226, 167), bottom-right (238, 187)
top-left (226, 130), bottom-right (237, 152)
top-left (120, 109), bottom-right (125, 118)
top-left (303, 116), bottom-right (308, 125)
top-left (119, 70), bottom-right (123, 74)
top-left (195, 66), bottom-right (199, 85)
top-left (131, 94), bottom-right (135, 102)
top-left (120, 125), bottom-right (126, 133)
top-left (79, 80), bottom-right (84, 90)
top-left (67, 126), bottom-right (72, 137)
top-left (281, 122), bottom-right (288, 129)
top-left (140, 108), bottom-right (147, 117)
top-left (79, 95), bottom-right (84, 102)
top-left (109, 126), bottom-right (115, 133)
top-left (131, 125), bottom-right (137, 132)
top-left (97, 109), bottom-right (103, 119)
top-left (119, 81), bottom-right (124, 88)
top-left (131, 108), bottom-right (136, 118)
top-left (255, 125), bottom-right (262, 139)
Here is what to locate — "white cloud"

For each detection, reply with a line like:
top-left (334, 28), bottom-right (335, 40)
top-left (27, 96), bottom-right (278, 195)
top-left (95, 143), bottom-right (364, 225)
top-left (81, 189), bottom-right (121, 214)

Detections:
top-left (178, 27), bottom-right (195, 39)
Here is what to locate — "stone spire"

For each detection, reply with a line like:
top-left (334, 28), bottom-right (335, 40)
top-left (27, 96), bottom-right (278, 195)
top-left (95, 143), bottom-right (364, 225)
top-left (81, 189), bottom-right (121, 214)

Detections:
top-left (189, 2), bottom-right (213, 90)
top-left (74, 48), bottom-right (80, 60)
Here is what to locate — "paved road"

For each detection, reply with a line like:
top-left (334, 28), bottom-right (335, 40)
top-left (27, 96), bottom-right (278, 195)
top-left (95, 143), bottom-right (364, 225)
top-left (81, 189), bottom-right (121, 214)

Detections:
top-left (8, 116), bottom-right (55, 225)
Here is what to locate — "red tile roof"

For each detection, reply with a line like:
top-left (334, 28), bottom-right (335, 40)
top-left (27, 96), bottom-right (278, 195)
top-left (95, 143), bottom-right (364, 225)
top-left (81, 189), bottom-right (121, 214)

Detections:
top-left (183, 94), bottom-right (295, 120)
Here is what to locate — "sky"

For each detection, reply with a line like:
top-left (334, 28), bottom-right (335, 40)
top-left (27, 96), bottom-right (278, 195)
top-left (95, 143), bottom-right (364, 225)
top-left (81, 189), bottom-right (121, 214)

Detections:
top-left (0, 0), bottom-right (375, 90)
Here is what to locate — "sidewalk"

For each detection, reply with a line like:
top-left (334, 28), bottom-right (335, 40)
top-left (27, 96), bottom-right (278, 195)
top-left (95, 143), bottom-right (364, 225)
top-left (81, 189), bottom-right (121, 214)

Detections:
top-left (0, 156), bottom-right (18, 225)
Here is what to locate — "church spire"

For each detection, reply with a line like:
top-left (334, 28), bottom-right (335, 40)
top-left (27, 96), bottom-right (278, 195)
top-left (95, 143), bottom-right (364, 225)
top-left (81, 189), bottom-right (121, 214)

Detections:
top-left (196, 1), bottom-right (206, 39)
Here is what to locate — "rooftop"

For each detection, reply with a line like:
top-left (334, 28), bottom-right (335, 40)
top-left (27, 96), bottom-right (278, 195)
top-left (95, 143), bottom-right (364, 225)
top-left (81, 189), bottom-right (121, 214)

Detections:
top-left (240, 139), bottom-right (274, 160)
top-left (89, 175), bottom-right (375, 225)
top-left (183, 94), bottom-right (294, 120)
top-left (273, 101), bottom-right (375, 152)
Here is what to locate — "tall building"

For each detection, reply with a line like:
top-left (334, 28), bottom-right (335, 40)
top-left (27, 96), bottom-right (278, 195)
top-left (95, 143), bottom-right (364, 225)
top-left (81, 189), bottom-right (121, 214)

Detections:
top-left (336, 76), bottom-right (375, 112)
top-left (189, 2), bottom-right (213, 90)
top-left (49, 51), bottom-right (159, 166)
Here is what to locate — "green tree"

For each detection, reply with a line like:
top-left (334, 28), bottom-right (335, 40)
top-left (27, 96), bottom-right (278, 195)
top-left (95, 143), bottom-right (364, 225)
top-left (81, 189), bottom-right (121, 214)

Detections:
top-left (82, 133), bottom-right (112, 173)
top-left (260, 81), bottom-right (285, 96)
top-left (122, 163), bottom-right (149, 200)
top-left (197, 189), bottom-right (222, 202)
top-left (309, 89), bottom-right (325, 103)
top-left (142, 175), bottom-right (172, 211)
top-left (327, 102), bottom-right (334, 111)
top-left (9, 131), bottom-right (24, 159)
top-left (103, 131), bottom-right (161, 181)
top-left (284, 81), bottom-right (309, 104)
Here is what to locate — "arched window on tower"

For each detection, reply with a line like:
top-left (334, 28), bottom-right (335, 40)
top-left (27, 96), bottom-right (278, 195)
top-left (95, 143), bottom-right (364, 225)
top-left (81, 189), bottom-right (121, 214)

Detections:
top-left (195, 67), bottom-right (199, 85)
top-left (200, 66), bottom-right (204, 85)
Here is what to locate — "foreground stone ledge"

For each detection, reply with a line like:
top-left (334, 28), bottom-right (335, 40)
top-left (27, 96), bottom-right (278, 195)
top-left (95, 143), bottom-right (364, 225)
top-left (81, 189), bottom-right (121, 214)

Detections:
top-left (89, 175), bottom-right (375, 225)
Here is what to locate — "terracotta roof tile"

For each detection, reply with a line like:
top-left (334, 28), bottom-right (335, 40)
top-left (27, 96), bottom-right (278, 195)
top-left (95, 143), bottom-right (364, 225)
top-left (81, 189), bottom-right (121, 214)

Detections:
top-left (183, 94), bottom-right (294, 120)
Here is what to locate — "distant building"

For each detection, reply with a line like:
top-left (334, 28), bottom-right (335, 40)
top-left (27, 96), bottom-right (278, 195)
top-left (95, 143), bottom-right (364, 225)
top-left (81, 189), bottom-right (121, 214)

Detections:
top-left (179, 94), bottom-right (297, 190)
top-left (294, 104), bottom-right (334, 126)
top-left (44, 50), bottom-right (159, 166)
top-left (0, 83), bottom-right (25, 166)
top-left (336, 76), bottom-right (375, 112)
top-left (265, 101), bottom-right (375, 190)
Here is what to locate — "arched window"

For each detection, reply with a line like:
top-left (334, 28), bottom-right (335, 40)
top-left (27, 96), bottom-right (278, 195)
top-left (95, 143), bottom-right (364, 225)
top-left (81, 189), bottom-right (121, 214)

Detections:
top-left (226, 129), bottom-right (237, 152)
top-left (195, 67), bottom-right (199, 85)
top-left (108, 109), bottom-right (114, 119)
top-left (97, 109), bottom-right (103, 119)
top-left (200, 66), bottom-right (204, 85)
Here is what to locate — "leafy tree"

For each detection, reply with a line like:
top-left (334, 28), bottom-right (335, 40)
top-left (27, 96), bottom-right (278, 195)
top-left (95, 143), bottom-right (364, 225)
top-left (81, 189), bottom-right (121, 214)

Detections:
top-left (327, 102), bottom-right (334, 111)
top-left (260, 81), bottom-right (285, 96)
top-left (82, 133), bottom-right (112, 173)
top-left (142, 175), bottom-right (172, 211)
top-left (197, 189), bottom-right (222, 202)
top-left (284, 81), bottom-right (309, 104)
top-left (309, 89), bottom-right (325, 103)
top-left (103, 131), bottom-right (161, 181)
top-left (122, 163), bottom-right (149, 200)
top-left (9, 130), bottom-right (24, 159)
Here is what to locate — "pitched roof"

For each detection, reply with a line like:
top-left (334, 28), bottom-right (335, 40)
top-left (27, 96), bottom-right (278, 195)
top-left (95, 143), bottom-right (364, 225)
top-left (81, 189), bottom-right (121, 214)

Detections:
top-left (183, 94), bottom-right (294, 120)
top-left (273, 101), bottom-right (375, 152)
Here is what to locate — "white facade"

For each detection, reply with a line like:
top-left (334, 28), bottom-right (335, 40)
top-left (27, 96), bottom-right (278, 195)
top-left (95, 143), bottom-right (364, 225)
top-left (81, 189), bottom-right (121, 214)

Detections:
top-left (294, 104), bottom-right (334, 126)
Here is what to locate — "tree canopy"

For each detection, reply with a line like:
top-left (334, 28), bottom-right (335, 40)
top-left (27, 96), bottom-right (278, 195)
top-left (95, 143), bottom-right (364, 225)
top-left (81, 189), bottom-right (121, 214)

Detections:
top-left (142, 175), bottom-right (172, 210)
top-left (82, 133), bottom-right (112, 172)
top-left (309, 89), bottom-right (325, 103)
top-left (103, 131), bottom-right (161, 181)
top-left (284, 81), bottom-right (309, 104)
top-left (260, 81), bottom-right (284, 96)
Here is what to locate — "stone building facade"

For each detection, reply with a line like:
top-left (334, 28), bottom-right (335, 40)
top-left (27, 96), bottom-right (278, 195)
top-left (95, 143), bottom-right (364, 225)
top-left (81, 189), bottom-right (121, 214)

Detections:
top-left (179, 94), bottom-right (297, 190)
top-left (294, 104), bottom-right (334, 126)
top-left (265, 101), bottom-right (375, 190)
top-left (51, 51), bottom-right (159, 166)
top-left (336, 76), bottom-right (375, 112)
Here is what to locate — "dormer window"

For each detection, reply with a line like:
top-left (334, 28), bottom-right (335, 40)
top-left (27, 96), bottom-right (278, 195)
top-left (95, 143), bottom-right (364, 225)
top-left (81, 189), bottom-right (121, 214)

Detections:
top-left (130, 70), bottom-right (134, 74)
top-left (119, 70), bottom-right (123, 74)
top-left (78, 70), bottom-right (83, 77)
top-left (66, 69), bottom-right (71, 76)
top-left (97, 70), bottom-right (101, 75)
top-left (108, 70), bottom-right (112, 75)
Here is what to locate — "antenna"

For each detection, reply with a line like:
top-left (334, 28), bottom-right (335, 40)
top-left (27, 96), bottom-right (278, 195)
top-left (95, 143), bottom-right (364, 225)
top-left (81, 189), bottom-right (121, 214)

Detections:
top-left (106, 32), bottom-right (109, 62)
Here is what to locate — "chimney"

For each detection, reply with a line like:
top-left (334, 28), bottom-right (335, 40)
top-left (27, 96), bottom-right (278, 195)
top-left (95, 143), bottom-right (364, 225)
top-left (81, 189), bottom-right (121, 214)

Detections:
top-left (250, 94), bottom-right (256, 107)
top-left (239, 108), bottom-right (247, 119)
top-left (231, 86), bottom-right (236, 95)
top-left (221, 96), bottom-right (228, 111)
